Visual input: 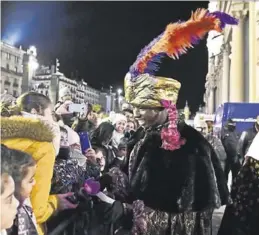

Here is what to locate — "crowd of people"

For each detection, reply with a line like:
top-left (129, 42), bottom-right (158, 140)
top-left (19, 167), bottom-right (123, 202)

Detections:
top-left (1, 7), bottom-right (258, 235)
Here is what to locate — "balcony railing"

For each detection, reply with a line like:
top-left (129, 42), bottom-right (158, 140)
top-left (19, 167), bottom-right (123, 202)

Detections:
top-left (1, 67), bottom-right (23, 76)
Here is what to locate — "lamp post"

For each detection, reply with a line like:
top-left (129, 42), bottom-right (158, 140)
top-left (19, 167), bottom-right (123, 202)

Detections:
top-left (117, 88), bottom-right (123, 112)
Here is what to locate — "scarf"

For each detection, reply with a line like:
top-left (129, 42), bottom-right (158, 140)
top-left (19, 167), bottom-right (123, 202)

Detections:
top-left (112, 131), bottom-right (124, 148)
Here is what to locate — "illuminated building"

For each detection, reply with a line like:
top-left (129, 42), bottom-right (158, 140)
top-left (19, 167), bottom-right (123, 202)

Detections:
top-left (1, 42), bottom-right (39, 96)
top-left (204, 1), bottom-right (259, 114)
top-left (32, 65), bottom-right (101, 105)
top-left (1, 41), bottom-right (25, 97)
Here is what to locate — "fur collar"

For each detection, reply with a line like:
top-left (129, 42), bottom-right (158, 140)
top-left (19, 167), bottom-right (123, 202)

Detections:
top-left (1, 116), bottom-right (54, 142)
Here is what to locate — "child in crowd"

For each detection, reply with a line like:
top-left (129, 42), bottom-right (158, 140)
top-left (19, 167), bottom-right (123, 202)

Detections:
top-left (1, 92), bottom-right (76, 235)
top-left (2, 145), bottom-right (38, 235)
top-left (1, 146), bottom-right (19, 235)
top-left (112, 114), bottom-right (127, 148)
top-left (125, 120), bottom-right (136, 133)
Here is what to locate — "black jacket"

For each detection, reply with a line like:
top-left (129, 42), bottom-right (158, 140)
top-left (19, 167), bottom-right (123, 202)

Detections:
top-left (128, 123), bottom-right (230, 213)
top-left (221, 129), bottom-right (239, 162)
top-left (116, 123), bottom-right (230, 235)
top-left (206, 133), bottom-right (227, 172)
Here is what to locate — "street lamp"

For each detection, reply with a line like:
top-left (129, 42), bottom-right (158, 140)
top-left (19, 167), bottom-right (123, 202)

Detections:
top-left (117, 88), bottom-right (122, 96)
top-left (117, 88), bottom-right (123, 112)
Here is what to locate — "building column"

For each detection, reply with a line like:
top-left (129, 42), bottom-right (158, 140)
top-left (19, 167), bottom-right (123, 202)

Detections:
top-left (229, 10), bottom-right (247, 102)
top-left (249, 1), bottom-right (257, 102)
top-left (208, 87), bottom-right (215, 114)
top-left (221, 43), bottom-right (230, 103)
top-left (255, 2), bottom-right (259, 101)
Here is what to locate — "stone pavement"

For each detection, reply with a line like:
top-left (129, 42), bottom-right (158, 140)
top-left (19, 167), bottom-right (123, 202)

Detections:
top-left (212, 173), bottom-right (232, 235)
top-left (212, 206), bottom-right (225, 235)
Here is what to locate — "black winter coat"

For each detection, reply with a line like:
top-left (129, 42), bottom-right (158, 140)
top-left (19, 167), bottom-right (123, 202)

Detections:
top-left (126, 122), bottom-right (230, 235)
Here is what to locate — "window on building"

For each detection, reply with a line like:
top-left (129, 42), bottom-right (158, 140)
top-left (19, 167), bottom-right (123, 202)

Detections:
top-left (15, 56), bottom-right (19, 63)
top-left (4, 78), bottom-right (10, 86)
top-left (13, 78), bottom-right (19, 87)
top-left (6, 53), bottom-right (11, 60)
top-left (15, 66), bottom-right (18, 73)
top-left (6, 64), bottom-right (10, 71)
top-left (13, 90), bottom-right (17, 97)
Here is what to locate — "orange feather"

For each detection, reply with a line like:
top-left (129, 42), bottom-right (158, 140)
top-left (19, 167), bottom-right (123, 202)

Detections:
top-left (137, 8), bottom-right (223, 74)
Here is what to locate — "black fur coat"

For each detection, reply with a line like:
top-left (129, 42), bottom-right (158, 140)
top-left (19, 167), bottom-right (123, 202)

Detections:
top-left (126, 122), bottom-right (230, 234)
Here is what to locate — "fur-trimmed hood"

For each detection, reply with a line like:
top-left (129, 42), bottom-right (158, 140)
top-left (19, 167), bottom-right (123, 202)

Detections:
top-left (1, 116), bottom-right (54, 142)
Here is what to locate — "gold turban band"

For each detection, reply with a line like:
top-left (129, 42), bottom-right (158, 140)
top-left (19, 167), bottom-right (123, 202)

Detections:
top-left (124, 73), bottom-right (181, 109)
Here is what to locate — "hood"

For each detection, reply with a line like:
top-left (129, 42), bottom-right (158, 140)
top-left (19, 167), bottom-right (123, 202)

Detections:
top-left (1, 116), bottom-right (54, 142)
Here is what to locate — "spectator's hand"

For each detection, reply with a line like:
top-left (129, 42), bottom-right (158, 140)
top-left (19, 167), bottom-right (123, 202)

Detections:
top-left (57, 192), bottom-right (78, 210)
top-left (55, 101), bottom-right (73, 115)
top-left (78, 104), bottom-right (89, 120)
top-left (84, 148), bottom-right (97, 163)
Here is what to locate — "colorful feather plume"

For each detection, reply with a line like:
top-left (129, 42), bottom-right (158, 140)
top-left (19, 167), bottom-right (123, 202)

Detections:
top-left (129, 8), bottom-right (238, 78)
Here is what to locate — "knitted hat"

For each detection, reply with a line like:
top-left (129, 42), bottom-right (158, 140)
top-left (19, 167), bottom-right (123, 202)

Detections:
top-left (59, 87), bottom-right (72, 101)
top-left (112, 113), bottom-right (127, 125)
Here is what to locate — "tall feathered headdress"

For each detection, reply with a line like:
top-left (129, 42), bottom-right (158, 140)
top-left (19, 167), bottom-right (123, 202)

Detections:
top-left (124, 8), bottom-right (238, 151)
top-left (128, 9), bottom-right (238, 79)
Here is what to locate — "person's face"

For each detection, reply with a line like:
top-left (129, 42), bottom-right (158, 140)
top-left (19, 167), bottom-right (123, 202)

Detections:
top-left (133, 107), bottom-right (163, 127)
top-left (88, 111), bottom-right (97, 124)
top-left (60, 131), bottom-right (69, 147)
top-left (118, 148), bottom-right (127, 157)
top-left (116, 121), bottom-right (126, 133)
top-left (18, 165), bottom-right (36, 202)
top-left (126, 122), bottom-right (135, 132)
top-left (95, 151), bottom-right (106, 172)
top-left (0, 174), bottom-right (19, 230)
top-left (227, 124), bottom-right (236, 132)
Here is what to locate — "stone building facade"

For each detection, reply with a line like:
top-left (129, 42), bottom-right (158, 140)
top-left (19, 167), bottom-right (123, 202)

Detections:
top-left (32, 66), bottom-right (99, 104)
top-left (205, 1), bottom-right (259, 114)
top-left (1, 42), bottom-right (39, 97)
top-left (1, 42), bottom-right (25, 97)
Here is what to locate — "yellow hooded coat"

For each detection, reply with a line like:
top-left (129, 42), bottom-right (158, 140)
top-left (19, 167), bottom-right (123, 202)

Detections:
top-left (1, 116), bottom-right (58, 235)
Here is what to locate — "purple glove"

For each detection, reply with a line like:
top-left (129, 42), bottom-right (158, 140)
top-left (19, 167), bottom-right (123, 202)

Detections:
top-left (84, 178), bottom-right (100, 195)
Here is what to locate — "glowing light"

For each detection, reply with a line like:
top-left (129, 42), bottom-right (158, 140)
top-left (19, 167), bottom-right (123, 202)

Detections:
top-left (117, 88), bottom-right (122, 95)
top-left (2, 29), bottom-right (21, 46)
top-left (28, 56), bottom-right (39, 70)
top-left (27, 46), bottom-right (37, 57)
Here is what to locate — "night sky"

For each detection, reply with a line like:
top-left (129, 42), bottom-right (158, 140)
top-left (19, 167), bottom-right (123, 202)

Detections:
top-left (2, 1), bottom-right (209, 112)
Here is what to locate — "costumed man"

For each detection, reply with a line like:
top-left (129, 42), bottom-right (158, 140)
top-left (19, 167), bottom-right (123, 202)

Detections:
top-left (122, 8), bottom-right (237, 235)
